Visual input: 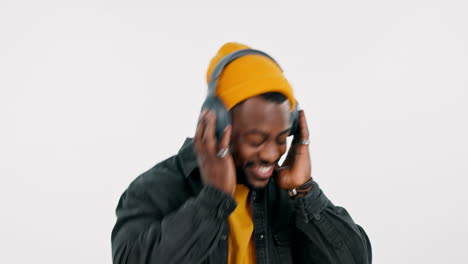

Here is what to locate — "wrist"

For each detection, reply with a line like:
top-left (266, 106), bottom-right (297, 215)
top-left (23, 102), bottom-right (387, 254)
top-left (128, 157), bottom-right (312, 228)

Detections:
top-left (205, 182), bottom-right (235, 197)
top-left (288, 178), bottom-right (313, 198)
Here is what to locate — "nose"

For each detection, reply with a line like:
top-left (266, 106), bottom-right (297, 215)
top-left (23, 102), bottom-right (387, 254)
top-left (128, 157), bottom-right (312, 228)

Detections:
top-left (258, 141), bottom-right (281, 164)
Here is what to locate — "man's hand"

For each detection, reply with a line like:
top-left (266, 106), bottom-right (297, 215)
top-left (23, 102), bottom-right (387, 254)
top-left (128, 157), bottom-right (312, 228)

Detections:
top-left (194, 110), bottom-right (236, 196)
top-left (275, 110), bottom-right (312, 190)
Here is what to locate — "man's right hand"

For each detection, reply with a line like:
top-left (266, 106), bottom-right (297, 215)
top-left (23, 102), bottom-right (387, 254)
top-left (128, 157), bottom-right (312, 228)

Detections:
top-left (194, 110), bottom-right (236, 196)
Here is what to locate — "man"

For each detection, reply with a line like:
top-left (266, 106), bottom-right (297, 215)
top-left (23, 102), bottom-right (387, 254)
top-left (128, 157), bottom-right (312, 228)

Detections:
top-left (111, 42), bottom-right (372, 264)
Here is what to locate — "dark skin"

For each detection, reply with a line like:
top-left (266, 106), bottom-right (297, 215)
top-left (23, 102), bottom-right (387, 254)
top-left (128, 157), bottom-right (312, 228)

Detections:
top-left (194, 96), bottom-right (311, 196)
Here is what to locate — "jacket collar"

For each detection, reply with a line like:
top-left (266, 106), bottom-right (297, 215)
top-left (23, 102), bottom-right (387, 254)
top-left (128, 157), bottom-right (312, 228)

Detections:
top-left (177, 138), bottom-right (199, 178)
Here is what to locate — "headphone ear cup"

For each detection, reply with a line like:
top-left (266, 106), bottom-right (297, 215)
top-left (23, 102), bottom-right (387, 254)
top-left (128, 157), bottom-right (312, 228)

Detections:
top-left (289, 102), bottom-right (300, 136)
top-left (201, 96), bottom-right (231, 141)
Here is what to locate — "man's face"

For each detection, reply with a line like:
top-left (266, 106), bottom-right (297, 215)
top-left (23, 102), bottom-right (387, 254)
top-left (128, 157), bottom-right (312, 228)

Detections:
top-left (230, 96), bottom-right (291, 189)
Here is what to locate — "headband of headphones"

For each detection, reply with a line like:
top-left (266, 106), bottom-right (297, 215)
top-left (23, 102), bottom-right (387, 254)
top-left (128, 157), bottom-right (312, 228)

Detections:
top-left (207, 49), bottom-right (283, 96)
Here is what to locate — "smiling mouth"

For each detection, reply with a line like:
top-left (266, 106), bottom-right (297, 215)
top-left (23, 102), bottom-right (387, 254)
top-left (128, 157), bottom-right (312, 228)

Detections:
top-left (250, 165), bottom-right (276, 180)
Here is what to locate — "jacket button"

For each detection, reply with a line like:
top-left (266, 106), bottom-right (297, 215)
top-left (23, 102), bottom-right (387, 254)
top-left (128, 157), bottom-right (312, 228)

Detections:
top-left (252, 191), bottom-right (257, 201)
top-left (221, 234), bottom-right (227, 240)
top-left (259, 234), bottom-right (264, 240)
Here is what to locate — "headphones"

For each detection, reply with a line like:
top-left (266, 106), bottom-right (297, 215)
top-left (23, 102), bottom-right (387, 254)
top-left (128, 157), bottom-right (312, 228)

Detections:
top-left (201, 49), bottom-right (299, 140)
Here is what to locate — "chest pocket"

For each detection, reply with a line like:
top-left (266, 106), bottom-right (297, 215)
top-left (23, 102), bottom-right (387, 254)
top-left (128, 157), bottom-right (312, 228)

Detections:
top-left (273, 229), bottom-right (293, 264)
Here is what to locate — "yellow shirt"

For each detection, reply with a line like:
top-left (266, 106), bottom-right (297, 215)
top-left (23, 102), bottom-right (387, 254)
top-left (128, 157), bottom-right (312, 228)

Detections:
top-left (228, 184), bottom-right (256, 264)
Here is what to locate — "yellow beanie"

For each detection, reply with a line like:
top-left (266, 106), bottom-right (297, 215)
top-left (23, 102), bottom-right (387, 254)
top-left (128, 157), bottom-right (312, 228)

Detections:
top-left (206, 42), bottom-right (296, 111)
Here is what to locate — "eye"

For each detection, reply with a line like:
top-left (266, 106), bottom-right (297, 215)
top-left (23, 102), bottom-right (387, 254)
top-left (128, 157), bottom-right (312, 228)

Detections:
top-left (277, 140), bottom-right (287, 145)
top-left (244, 134), bottom-right (266, 147)
top-left (276, 135), bottom-right (288, 145)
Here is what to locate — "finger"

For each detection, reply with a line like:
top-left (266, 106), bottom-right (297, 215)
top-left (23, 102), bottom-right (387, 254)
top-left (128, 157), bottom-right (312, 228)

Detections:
top-left (299, 110), bottom-right (310, 140)
top-left (195, 110), bottom-right (208, 138)
top-left (296, 110), bottom-right (310, 155)
top-left (194, 110), bottom-right (208, 149)
top-left (202, 111), bottom-right (217, 152)
top-left (219, 125), bottom-right (232, 157)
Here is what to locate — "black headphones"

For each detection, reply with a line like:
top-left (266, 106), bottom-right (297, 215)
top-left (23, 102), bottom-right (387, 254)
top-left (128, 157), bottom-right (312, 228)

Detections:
top-left (201, 48), bottom-right (299, 140)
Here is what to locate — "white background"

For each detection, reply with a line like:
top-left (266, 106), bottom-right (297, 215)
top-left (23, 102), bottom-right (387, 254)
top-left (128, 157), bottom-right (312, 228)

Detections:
top-left (1, 0), bottom-right (467, 263)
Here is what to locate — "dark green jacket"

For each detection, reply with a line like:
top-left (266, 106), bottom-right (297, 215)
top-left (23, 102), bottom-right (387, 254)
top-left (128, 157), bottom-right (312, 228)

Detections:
top-left (111, 138), bottom-right (372, 264)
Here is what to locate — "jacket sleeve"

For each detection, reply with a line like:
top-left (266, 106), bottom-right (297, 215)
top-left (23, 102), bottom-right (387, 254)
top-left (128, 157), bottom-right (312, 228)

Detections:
top-left (111, 184), bottom-right (236, 264)
top-left (292, 181), bottom-right (372, 264)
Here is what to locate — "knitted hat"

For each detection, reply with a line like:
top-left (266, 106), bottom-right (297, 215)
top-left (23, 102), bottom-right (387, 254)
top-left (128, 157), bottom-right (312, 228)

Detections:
top-left (206, 42), bottom-right (296, 111)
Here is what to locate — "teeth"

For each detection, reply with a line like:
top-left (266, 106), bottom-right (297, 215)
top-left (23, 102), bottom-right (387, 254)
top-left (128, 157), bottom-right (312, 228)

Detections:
top-left (259, 166), bottom-right (272, 173)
